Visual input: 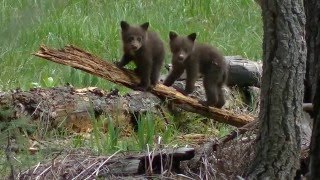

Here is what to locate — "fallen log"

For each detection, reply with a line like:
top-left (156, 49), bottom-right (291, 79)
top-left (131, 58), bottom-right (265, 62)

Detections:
top-left (226, 56), bottom-right (262, 87)
top-left (18, 147), bottom-right (195, 179)
top-left (33, 45), bottom-right (254, 127)
top-left (0, 86), bottom-right (166, 135)
top-left (165, 56), bottom-right (262, 88)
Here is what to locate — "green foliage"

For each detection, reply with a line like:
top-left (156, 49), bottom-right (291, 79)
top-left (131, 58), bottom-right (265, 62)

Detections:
top-left (90, 116), bottom-right (120, 153)
top-left (0, 112), bottom-right (40, 176)
top-left (72, 134), bottom-right (86, 148)
top-left (215, 123), bottom-right (234, 137)
top-left (42, 77), bottom-right (55, 88)
top-left (159, 124), bottom-right (177, 145)
top-left (0, 0), bottom-right (262, 91)
top-left (136, 113), bottom-right (156, 150)
top-left (0, 116), bottom-right (35, 147)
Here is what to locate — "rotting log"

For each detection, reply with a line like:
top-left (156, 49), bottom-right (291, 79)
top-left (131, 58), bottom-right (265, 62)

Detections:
top-left (0, 86), bottom-right (163, 135)
top-left (33, 45), bottom-right (254, 127)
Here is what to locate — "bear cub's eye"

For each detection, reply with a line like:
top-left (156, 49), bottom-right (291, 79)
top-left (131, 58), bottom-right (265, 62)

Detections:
top-left (128, 36), bottom-right (134, 42)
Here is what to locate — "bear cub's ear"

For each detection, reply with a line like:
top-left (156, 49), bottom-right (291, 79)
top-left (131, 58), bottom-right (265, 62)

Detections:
top-left (120, 21), bottom-right (130, 31)
top-left (169, 31), bottom-right (178, 40)
top-left (140, 22), bottom-right (149, 31)
top-left (187, 33), bottom-right (197, 42)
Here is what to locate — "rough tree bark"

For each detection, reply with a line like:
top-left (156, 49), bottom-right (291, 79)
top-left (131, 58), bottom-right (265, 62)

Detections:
top-left (246, 0), bottom-right (306, 179)
top-left (306, 0), bottom-right (320, 178)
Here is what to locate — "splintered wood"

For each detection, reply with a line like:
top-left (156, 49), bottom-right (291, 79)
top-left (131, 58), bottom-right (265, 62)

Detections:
top-left (34, 45), bottom-right (254, 127)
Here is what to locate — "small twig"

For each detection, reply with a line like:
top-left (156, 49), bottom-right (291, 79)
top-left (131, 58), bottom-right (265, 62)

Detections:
top-left (5, 133), bottom-right (15, 180)
top-left (72, 161), bottom-right (99, 180)
top-left (33, 162), bottom-right (41, 174)
top-left (168, 148), bottom-right (174, 174)
top-left (51, 149), bottom-right (64, 167)
top-left (157, 140), bottom-right (164, 174)
top-left (177, 173), bottom-right (195, 180)
top-left (155, 104), bottom-right (170, 124)
top-left (85, 149), bottom-right (121, 180)
top-left (36, 165), bottom-right (52, 180)
top-left (146, 144), bottom-right (154, 174)
top-left (50, 167), bottom-right (59, 180)
top-left (31, 101), bottom-right (42, 116)
top-left (212, 120), bottom-right (258, 151)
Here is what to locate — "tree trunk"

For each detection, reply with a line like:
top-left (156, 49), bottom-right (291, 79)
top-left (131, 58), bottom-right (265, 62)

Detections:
top-left (246, 0), bottom-right (306, 179)
top-left (304, 0), bottom-right (319, 103)
top-left (306, 0), bottom-right (320, 178)
top-left (310, 78), bottom-right (320, 179)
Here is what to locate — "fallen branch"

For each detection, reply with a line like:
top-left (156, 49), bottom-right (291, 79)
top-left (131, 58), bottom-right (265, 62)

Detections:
top-left (18, 147), bottom-right (195, 179)
top-left (33, 45), bottom-right (254, 127)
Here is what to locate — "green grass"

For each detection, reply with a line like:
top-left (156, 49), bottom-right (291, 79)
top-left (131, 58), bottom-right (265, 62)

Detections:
top-left (0, 0), bottom-right (262, 91)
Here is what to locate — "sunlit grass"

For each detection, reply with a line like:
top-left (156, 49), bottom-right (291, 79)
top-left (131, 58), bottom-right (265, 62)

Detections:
top-left (0, 0), bottom-right (262, 91)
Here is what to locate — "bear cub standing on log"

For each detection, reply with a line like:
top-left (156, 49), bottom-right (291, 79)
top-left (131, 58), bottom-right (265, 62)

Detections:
top-left (116, 21), bottom-right (165, 90)
top-left (163, 31), bottom-right (228, 108)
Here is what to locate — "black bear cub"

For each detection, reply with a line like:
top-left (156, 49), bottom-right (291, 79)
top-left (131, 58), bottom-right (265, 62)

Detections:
top-left (116, 21), bottom-right (165, 90)
top-left (163, 31), bottom-right (228, 108)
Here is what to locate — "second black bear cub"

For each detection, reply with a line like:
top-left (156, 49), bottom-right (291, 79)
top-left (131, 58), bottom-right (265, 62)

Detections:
top-left (164, 32), bottom-right (228, 108)
top-left (116, 21), bottom-right (165, 90)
